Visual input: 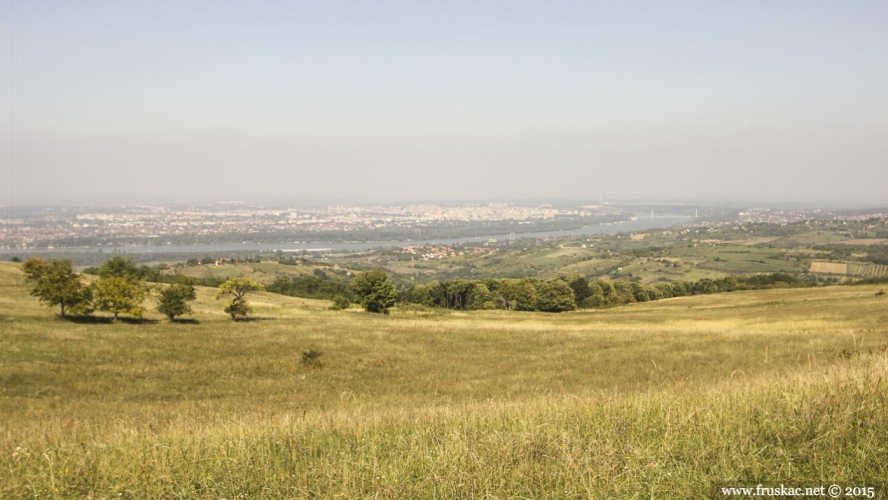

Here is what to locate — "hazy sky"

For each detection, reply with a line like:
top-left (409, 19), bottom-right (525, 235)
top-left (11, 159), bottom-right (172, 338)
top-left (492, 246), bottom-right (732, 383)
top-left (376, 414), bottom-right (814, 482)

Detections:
top-left (3, 1), bottom-right (887, 206)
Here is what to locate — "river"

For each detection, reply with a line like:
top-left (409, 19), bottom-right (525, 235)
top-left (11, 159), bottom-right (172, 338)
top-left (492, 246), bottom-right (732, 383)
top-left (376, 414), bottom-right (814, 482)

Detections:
top-left (2, 216), bottom-right (693, 255)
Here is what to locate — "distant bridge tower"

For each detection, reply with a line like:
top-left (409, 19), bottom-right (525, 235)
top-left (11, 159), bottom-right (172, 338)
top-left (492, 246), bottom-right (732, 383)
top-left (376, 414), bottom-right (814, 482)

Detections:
top-left (651, 209), bottom-right (654, 220)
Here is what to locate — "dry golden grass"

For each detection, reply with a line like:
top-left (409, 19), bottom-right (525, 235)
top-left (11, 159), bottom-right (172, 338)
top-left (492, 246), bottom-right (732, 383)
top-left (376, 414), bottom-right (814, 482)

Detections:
top-left (809, 261), bottom-right (848, 274)
top-left (1, 262), bottom-right (887, 498)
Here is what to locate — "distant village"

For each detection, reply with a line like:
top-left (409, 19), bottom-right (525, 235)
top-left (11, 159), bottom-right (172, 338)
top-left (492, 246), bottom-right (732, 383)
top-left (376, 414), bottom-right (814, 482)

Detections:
top-left (398, 245), bottom-right (497, 260)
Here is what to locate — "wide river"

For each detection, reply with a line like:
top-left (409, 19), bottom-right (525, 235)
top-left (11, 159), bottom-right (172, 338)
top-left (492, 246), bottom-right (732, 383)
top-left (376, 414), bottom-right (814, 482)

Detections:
top-left (3, 216), bottom-right (692, 255)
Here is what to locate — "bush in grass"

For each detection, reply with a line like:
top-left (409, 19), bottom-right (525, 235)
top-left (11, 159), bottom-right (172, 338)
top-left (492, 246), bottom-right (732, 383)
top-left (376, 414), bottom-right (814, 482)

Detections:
top-left (330, 295), bottom-right (350, 310)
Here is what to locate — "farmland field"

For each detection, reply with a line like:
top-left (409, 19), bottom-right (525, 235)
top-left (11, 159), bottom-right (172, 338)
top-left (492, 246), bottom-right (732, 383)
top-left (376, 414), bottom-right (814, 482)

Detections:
top-left (809, 261), bottom-right (848, 274)
top-left (1, 262), bottom-right (887, 498)
top-left (848, 262), bottom-right (888, 278)
top-left (811, 261), bottom-right (888, 278)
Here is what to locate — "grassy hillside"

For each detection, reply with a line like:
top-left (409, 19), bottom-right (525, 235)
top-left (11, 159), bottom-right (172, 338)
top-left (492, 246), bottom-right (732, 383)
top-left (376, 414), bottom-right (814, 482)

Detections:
top-left (1, 261), bottom-right (887, 498)
top-left (331, 234), bottom-right (821, 286)
top-left (324, 218), bottom-right (888, 285)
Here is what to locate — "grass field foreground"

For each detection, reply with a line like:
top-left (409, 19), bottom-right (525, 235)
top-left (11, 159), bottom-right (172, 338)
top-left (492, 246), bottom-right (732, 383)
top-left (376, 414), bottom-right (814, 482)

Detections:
top-left (1, 262), bottom-right (887, 497)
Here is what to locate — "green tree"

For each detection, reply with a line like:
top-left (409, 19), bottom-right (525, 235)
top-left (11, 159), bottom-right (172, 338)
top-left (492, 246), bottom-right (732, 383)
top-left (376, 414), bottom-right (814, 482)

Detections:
top-left (467, 283), bottom-right (494, 310)
top-left (612, 281), bottom-right (636, 304)
top-left (407, 283), bottom-right (430, 306)
top-left (655, 282), bottom-right (675, 299)
top-left (499, 279), bottom-right (538, 311)
top-left (595, 280), bottom-right (618, 305)
top-left (692, 278), bottom-right (718, 295)
top-left (216, 277), bottom-right (265, 320)
top-left (567, 275), bottom-right (592, 307)
top-left (22, 258), bottom-right (93, 317)
top-left (422, 280), bottom-right (445, 307)
top-left (97, 256), bottom-right (140, 279)
top-left (351, 269), bottom-right (397, 314)
top-left (156, 281), bottom-right (197, 321)
top-left (90, 256), bottom-right (160, 282)
top-left (93, 276), bottom-right (146, 320)
top-left (443, 279), bottom-right (474, 310)
top-left (536, 279), bottom-right (576, 312)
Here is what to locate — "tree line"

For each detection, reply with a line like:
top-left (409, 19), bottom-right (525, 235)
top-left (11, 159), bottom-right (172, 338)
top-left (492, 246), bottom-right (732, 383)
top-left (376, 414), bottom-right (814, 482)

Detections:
top-left (267, 274), bottom-right (353, 301)
top-left (400, 273), bottom-right (812, 312)
top-left (82, 260), bottom-right (228, 288)
top-left (20, 256), bottom-right (396, 321)
top-left (22, 257), bottom-right (270, 322)
top-left (813, 243), bottom-right (888, 266)
top-left (20, 255), bottom-right (816, 322)
top-left (23, 257), bottom-right (199, 321)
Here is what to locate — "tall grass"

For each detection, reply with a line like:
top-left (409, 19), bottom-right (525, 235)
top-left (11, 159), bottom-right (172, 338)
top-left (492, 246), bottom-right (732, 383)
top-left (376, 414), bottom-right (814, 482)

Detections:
top-left (4, 355), bottom-right (886, 498)
top-left (1, 262), bottom-right (887, 498)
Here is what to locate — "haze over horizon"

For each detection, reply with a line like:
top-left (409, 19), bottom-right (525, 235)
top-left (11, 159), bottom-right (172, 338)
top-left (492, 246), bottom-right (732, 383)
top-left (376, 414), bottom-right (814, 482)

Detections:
top-left (3, 1), bottom-right (887, 206)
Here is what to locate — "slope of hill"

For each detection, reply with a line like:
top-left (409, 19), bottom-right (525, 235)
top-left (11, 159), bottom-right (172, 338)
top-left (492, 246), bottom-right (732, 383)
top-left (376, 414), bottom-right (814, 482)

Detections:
top-left (1, 261), bottom-right (887, 497)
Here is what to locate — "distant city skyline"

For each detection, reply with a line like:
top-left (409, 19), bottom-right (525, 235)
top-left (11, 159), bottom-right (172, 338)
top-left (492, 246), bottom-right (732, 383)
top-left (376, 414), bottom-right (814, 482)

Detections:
top-left (5, 199), bottom-right (884, 252)
top-left (3, 1), bottom-right (887, 206)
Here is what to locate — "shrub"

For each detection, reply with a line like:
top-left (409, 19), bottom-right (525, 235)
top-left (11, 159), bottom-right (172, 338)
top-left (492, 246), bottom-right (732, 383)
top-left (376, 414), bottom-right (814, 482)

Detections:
top-left (301, 349), bottom-right (323, 367)
top-left (223, 300), bottom-right (252, 320)
top-left (330, 295), bottom-right (350, 310)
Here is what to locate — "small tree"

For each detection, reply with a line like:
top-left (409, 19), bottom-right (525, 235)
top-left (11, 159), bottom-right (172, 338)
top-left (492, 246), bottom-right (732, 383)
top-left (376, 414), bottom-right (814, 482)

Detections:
top-left (216, 277), bottom-right (265, 320)
top-left (92, 276), bottom-right (146, 320)
top-left (22, 258), bottom-right (93, 317)
top-left (351, 269), bottom-right (397, 314)
top-left (156, 281), bottom-right (197, 321)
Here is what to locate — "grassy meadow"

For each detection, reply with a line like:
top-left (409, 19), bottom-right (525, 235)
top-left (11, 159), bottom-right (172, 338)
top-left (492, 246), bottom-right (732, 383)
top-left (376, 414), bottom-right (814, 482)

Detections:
top-left (1, 261), bottom-right (887, 498)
